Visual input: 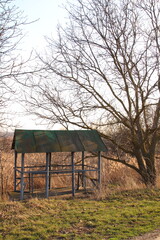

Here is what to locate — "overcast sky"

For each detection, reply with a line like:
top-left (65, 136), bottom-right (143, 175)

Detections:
top-left (11, 0), bottom-right (68, 130)
top-left (15, 0), bottom-right (67, 52)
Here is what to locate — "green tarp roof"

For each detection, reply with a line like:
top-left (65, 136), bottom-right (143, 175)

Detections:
top-left (12, 129), bottom-right (108, 153)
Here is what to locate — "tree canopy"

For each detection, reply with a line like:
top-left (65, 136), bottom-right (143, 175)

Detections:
top-left (27, 0), bottom-right (160, 185)
top-left (0, 0), bottom-right (30, 129)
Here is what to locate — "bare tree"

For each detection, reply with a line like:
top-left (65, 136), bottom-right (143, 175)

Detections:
top-left (0, 0), bottom-right (33, 198)
top-left (0, 0), bottom-right (31, 129)
top-left (28, 0), bottom-right (160, 186)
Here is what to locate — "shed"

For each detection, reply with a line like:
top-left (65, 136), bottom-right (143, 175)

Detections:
top-left (12, 129), bottom-right (108, 200)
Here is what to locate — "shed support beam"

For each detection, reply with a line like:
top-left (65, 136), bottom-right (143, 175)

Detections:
top-left (14, 151), bottom-right (17, 192)
top-left (98, 151), bottom-right (101, 188)
top-left (49, 153), bottom-right (52, 190)
top-left (82, 151), bottom-right (86, 188)
top-left (28, 173), bottom-right (31, 193)
top-left (20, 153), bottom-right (25, 200)
top-left (71, 152), bottom-right (75, 197)
top-left (45, 152), bottom-right (50, 198)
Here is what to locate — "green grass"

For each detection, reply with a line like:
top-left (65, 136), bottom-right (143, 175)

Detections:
top-left (0, 189), bottom-right (160, 239)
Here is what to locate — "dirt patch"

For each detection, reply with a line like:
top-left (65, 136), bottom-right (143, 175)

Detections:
top-left (130, 229), bottom-right (160, 240)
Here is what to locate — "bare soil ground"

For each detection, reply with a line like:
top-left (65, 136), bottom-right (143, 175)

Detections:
top-left (130, 229), bottom-right (160, 240)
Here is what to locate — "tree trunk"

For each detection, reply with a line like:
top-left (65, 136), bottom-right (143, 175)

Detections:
top-left (140, 159), bottom-right (156, 186)
top-left (135, 149), bottom-right (156, 186)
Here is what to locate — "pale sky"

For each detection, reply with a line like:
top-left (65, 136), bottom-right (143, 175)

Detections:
top-left (15, 0), bottom-right (67, 53)
top-left (11, 0), bottom-right (68, 130)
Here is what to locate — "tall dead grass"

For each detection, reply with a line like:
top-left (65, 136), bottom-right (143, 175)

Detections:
top-left (0, 137), bottom-right (14, 200)
top-left (0, 137), bottom-right (160, 200)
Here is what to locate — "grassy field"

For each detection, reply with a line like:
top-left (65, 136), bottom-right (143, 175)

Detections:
top-left (0, 189), bottom-right (160, 240)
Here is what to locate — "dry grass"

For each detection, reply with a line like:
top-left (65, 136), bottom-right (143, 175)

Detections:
top-left (0, 137), bottom-right (160, 200)
top-left (0, 137), bottom-right (14, 199)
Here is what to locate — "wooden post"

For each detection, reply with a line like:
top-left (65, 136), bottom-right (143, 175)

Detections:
top-left (20, 153), bottom-right (25, 200)
top-left (45, 153), bottom-right (50, 198)
top-left (77, 172), bottom-right (80, 190)
top-left (71, 152), bottom-right (75, 197)
top-left (98, 151), bottom-right (101, 188)
top-left (31, 173), bottom-right (34, 194)
top-left (49, 153), bottom-right (52, 190)
top-left (82, 151), bottom-right (86, 188)
top-left (14, 151), bottom-right (17, 192)
top-left (29, 173), bottom-right (31, 193)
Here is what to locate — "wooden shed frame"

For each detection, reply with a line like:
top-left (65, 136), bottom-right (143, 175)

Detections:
top-left (12, 129), bottom-right (108, 200)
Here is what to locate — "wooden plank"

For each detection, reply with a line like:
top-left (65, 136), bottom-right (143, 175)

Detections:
top-left (45, 153), bottom-right (50, 198)
top-left (14, 151), bottom-right (17, 192)
top-left (71, 152), bottom-right (75, 197)
top-left (49, 153), bottom-right (52, 189)
top-left (20, 153), bottom-right (25, 200)
top-left (98, 151), bottom-right (101, 187)
top-left (81, 151), bottom-right (86, 188)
